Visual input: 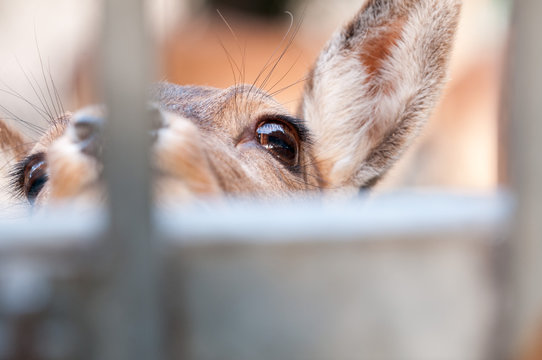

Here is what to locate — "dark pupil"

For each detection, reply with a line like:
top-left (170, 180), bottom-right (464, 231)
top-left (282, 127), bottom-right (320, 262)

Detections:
top-left (23, 158), bottom-right (47, 204)
top-left (27, 176), bottom-right (47, 201)
top-left (257, 122), bottom-right (298, 166)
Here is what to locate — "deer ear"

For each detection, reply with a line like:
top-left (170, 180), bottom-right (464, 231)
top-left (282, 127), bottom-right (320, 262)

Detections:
top-left (0, 120), bottom-right (29, 183)
top-left (0, 120), bottom-right (29, 161)
top-left (301, 0), bottom-right (460, 190)
top-left (0, 119), bottom-right (31, 205)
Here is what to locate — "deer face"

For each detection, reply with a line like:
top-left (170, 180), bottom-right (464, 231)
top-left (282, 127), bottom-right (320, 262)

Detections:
top-left (0, 0), bottom-right (461, 207)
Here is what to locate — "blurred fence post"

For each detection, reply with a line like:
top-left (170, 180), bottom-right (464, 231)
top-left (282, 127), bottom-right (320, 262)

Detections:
top-left (505, 0), bottom-right (542, 358)
top-left (92, 0), bottom-right (163, 359)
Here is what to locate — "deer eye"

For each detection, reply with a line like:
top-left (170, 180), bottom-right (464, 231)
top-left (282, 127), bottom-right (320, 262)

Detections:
top-left (256, 120), bottom-right (299, 168)
top-left (21, 153), bottom-right (48, 204)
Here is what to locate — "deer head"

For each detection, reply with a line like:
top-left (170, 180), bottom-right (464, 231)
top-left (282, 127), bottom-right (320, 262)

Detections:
top-left (0, 0), bottom-right (460, 207)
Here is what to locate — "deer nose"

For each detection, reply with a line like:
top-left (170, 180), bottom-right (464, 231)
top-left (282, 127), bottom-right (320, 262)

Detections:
top-left (70, 111), bottom-right (105, 158)
top-left (149, 106), bottom-right (167, 143)
top-left (70, 107), bottom-right (166, 158)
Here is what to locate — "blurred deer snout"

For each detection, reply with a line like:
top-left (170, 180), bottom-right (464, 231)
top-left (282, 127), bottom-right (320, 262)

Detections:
top-left (70, 112), bottom-right (104, 158)
top-left (69, 107), bottom-right (167, 159)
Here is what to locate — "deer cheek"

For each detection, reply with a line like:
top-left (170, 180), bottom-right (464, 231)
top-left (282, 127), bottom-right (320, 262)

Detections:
top-left (47, 138), bottom-right (102, 200)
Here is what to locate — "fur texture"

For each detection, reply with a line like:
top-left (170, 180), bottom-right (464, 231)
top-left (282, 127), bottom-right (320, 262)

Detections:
top-left (301, 0), bottom-right (461, 191)
top-left (0, 0), bottom-right (461, 206)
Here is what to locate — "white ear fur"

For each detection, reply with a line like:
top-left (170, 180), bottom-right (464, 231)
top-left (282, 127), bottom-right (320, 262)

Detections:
top-left (301, 0), bottom-right (461, 190)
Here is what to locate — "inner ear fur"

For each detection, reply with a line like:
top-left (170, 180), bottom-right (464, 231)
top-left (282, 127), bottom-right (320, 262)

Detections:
top-left (300, 0), bottom-right (461, 190)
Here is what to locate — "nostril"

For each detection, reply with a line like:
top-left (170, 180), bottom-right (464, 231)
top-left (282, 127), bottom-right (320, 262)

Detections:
top-left (73, 115), bottom-right (103, 141)
top-left (148, 106), bottom-right (169, 143)
top-left (70, 113), bottom-right (105, 157)
top-left (149, 107), bottom-right (165, 132)
top-left (73, 115), bottom-right (104, 141)
top-left (74, 119), bottom-right (94, 142)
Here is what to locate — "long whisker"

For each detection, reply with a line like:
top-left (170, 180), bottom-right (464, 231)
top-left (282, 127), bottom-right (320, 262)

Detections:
top-left (48, 61), bottom-right (65, 116)
top-left (216, 10), bottom-right (252, 119)
top-left (217, 37), bottom-right (243, 118)
top-left (35, 25), bottom-right (60, 119)
top-left (0, 86), bottom-right (50, 122)
top-left (0, 105), bottom-right (46, 135)
top-left (217, 9), bottom-right (245, 83)
top-left (241, 39), bottom-right (247, 85)
top-left (218, 37), bottom-right (239, 86)
top-left (15, 57), bottom-right (55, 123)
top-left (258, 11), bottom-right (302, 92)
top-left (266, 50), bottom-right (303, 94)
top-left (29, 69), bottom-right (57, 120)
top-left (268, 74), bottom-right (310, 98)
top-left (248, 11), bottom-right (296, 98)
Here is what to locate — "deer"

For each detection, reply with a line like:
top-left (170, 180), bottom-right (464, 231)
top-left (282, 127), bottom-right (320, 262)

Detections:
top-left (0, 0), bottom-right (461, 208)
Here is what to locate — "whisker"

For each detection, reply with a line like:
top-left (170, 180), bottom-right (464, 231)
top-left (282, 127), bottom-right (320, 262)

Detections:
top-left (15, 57), bottom-right (55, 123)
top-left (270, 59), bottom-right (337, 101)
top-left (248, 10), bottom-right (296, 99)
top-left (217, 9), bottom-right (245, 83)
top-left (258, 11), bottom-right (302, 92)
top-left (217, 37), bottom-right (243, 118)
top-left (241, 39), bottom-right (247, 85)
top-left (0, 105), bottom-right (46, 136)
top-left (0, 85), bottom-right (51, 122)
top-left (268, 75), bottom-right (310, 97)
top-left (217, 37), bottom-right (241, 85)
top-left (266, 50), bottom-right (303, 94)
top-left (48, 61), bottom-right (66, 116)
top-left (30, 70), bottom-right (57, 119)
top-left (35, 26), bottom-right (61, 119)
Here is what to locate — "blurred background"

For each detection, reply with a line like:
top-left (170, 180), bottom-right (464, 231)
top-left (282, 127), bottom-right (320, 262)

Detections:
top-left (0, 0), bottom-right (511, 192)
top-left (1, 1), bottom-right (533, 360)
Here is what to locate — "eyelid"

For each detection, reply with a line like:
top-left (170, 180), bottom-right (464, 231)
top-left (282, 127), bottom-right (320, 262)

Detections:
top-left (255, 114), bottom-right (306, 142)
top-left (29, 160), bottom-right (45, 178)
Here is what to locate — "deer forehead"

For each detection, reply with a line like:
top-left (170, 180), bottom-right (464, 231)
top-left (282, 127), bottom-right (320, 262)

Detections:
top-left (152, 83), bottom-right (290, 138)
top-left (31, 83), bottom-right (290, 155)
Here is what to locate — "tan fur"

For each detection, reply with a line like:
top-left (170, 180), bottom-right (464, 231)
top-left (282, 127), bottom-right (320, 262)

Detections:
top-left (0, 0), bottom-right (460, 207)
top-left (0, 121), bottom-right (29, 206)
top-left (302, 0), bottom-right (461, 192)
top-left (0, 121), bottom-right (29, 160)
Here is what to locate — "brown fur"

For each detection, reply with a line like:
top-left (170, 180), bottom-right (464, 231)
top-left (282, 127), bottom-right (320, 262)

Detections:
top-left (358, 17), bottom-right (407, 86)
top-left (0, 0), bottom-right (460, 206)
top-left (0, 121), bottom-right (29, 160)
top-left (301, 0), bottom-right (460, 190)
